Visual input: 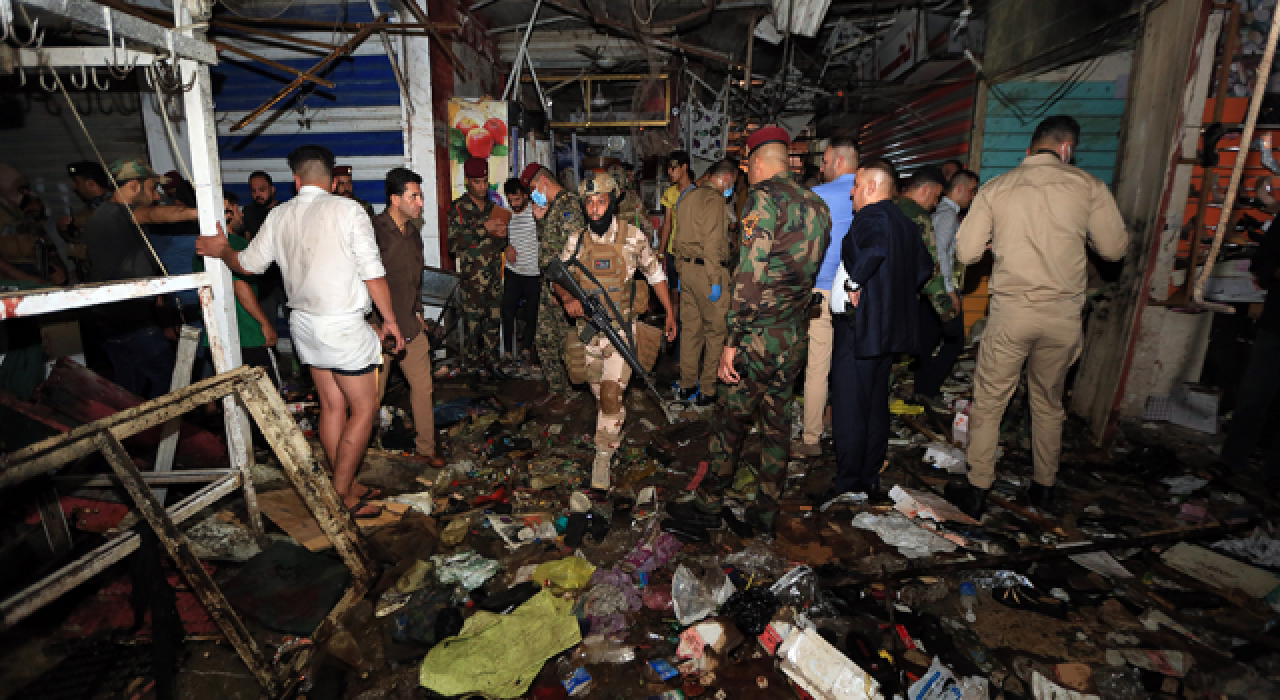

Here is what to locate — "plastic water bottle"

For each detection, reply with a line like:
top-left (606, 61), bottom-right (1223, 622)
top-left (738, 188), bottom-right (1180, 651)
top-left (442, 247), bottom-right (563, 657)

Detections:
top-left (959, 581), bottom-right (977, 623)
top-left (557, 656), bottom-right (593, 696)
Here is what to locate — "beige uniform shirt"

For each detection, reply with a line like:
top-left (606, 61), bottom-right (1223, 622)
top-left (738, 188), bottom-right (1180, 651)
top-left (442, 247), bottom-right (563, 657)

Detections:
top-left (956, 153), bottom-right (1128, 307)
top-left (672, 185), bottom-right (731, 287)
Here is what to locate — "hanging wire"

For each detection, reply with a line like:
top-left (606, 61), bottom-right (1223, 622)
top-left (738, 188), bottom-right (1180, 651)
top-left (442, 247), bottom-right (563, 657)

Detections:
top-left (48, 64), bottom-right (185, 324)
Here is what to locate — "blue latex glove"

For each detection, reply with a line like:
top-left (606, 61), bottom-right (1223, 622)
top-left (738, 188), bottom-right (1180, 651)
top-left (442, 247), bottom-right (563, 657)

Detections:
top-left (709, 284), bottom-right (722, 302)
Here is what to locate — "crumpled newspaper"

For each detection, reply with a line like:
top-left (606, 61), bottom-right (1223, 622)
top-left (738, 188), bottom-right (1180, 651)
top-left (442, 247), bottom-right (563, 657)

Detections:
top-left (853, 512), bottom-right (957, 558)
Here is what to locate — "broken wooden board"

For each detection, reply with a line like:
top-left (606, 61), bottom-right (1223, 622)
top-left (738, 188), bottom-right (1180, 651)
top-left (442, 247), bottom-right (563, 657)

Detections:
top-left (1161, 541), bottom-right (1280, 600)
top-left (258, 487), bottom-right (408, 552)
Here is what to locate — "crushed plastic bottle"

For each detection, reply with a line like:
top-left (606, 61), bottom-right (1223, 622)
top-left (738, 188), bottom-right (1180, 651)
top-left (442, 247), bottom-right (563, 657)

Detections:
top-left (578, 635), bottom-right (637, 664)
top-left (959, 581), bottom-right (977, 623)
top-left (557, 656), bottom-right (593, 696)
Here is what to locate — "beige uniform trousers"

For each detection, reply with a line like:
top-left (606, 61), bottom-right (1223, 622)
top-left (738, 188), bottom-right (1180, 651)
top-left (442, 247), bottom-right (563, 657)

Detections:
top-left (677, 262), bottom-right (729, 394)
top-left (966, 298), bottom-right (1083, 489)
top-left (585, 325), bottom-right (636, 452)
top-left (800, 288), bottom-right (833, 446)
top-left (376, 331), bottom-right (436, 456)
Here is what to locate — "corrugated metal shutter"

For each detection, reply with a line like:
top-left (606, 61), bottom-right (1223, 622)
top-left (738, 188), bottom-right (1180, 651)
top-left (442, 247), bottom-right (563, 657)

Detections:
top-left (981, 82), bottom-right (1125, 184)
top-left (213, 0), bottom-right (405, 211)
top-left (857, 72), bottom-right (977, 172)
top-left (0, 88), bottom-right (149, 223)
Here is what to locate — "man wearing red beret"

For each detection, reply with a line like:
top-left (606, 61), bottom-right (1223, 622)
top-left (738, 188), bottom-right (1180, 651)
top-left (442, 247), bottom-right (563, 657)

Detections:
top-left (447, 157), bottom-right (507, 376)
top-left (521, 162), bottom-right (588, 404)
top-left (332, 164), bottom-right (376, 219)
top-left (670, 126), bottom-right (831, 530)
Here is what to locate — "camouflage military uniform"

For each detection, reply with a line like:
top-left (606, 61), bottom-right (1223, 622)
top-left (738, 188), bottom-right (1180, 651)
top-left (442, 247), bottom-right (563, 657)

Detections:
top-left (534, 189), bottom-right (587, 392)
top-left (898, 197), bottom-right (957, 322)
top-left (447, 193), bottom-right (504, 368)
top-left (707, 172), bottom-right (831, 495)
top-left (609, 165), bottom-right (656, 243)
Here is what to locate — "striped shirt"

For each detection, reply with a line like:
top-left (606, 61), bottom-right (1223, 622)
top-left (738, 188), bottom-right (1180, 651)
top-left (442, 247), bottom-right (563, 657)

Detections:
top-left (505, 205), bottom-right (539, 276)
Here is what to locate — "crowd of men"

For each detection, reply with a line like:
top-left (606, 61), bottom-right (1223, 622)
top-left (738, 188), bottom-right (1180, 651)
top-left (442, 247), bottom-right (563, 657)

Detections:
top-left (0, 112), bottom-right (1138, 522)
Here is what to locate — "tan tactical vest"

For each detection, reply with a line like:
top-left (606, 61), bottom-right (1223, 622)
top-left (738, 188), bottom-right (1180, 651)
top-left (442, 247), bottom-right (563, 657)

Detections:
top-left (571, 222), bottom-right (649, 321)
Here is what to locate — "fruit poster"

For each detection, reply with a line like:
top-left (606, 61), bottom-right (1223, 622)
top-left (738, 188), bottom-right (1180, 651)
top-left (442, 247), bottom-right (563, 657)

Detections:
top-left (447, 98), bottom-right (509, 202)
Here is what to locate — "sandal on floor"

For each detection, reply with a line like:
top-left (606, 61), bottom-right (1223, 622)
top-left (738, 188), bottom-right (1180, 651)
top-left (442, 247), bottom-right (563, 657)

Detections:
top-left (349, 498), bottom-right (383, 520)
top-left (353, 484), bottom-right (383, 500)
top-left (993, 585), bottom-right (1068, 619)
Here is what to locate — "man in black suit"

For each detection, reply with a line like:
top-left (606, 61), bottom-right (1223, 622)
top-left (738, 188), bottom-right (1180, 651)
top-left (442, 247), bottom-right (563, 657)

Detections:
top-left (829, 159), bottom-right (934, 496)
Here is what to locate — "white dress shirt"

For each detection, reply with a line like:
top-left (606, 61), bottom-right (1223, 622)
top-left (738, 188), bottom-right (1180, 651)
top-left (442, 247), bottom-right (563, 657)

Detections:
top-left (239, 185), bottom-right (386, 316)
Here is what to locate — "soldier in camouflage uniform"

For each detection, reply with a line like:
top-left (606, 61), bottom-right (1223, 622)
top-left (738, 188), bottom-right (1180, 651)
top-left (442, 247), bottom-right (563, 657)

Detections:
top-left (607, 163), bottom-right (656, 243)
top-left (682, 127), bottom-right (830, 518)
top-left (447, 157), bottom-right (507, 373)
top-left (521, 163), bottom-right (587, 396)
top-left (554, 173), bottom-right (677, 489)
top-left (896, 167), bottom-right (953, 324)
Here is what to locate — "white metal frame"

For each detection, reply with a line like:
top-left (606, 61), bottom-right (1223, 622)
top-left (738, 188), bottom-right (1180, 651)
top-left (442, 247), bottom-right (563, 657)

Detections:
top-left (1, 0), bottom-right (256, 613)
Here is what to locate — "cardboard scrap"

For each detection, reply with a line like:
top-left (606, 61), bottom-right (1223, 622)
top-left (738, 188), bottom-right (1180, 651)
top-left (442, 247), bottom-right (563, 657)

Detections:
top-left (1104, 649), bottom-right (1193, 677)
top-left (1067, 551), bottom-right (1133, 579)
top-left (258, 488), bottom-right (407, 552)
top-left (889, 485), bottom-right (979, 525)
top-left (777, 627), bottom-right (881, 700)
top-left (1161, 542), bottom-right (1280, 600)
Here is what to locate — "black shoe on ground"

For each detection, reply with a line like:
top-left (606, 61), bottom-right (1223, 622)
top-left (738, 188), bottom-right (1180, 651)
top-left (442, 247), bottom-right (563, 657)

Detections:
top-left (944, 480), bottom-right (988, 519)
top-left (1028, 482), bottom-right (1056, 511)
top-left (665, 500), bottom-right (722, 529)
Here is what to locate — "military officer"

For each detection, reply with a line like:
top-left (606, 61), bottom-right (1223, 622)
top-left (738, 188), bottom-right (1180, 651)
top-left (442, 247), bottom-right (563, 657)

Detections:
top-left (447, 157), bottom-right (507, 374)
top-left (607, 163), bottom-right (655, 242)
top-left (894, 167), bottom-right (954, 408)
top-left (673, 159), bottom-right (737, 406)
top-left (672, 127), bottom-right (831, 525)
top-left (333, 165), bottom-right (377, 219)
top-left (554, 173), bottom-right (677, 489)
top-left (521, 163), bottom-right (588, 403)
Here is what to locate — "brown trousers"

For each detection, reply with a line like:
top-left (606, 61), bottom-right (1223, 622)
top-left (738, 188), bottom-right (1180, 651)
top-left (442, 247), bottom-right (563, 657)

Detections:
top-left (376, 330), bottom-right (436, 456)
top-left (677, 262), bottom-right (729, 394)
top-left (966, 298), bottom-right (1082, 489)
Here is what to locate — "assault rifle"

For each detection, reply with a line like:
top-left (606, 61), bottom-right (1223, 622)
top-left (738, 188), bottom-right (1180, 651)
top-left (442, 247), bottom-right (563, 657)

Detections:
top-left (544, 256), bottom-right (674, 424)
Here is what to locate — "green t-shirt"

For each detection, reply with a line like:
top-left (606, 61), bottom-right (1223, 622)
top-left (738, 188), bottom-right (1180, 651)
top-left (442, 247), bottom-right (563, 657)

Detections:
top-left (192, 234), bottom-right (266, 348)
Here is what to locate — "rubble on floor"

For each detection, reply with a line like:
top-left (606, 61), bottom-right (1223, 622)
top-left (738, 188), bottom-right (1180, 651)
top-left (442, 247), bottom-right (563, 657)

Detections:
top-left (6, 349), bottom-right (1280, 700)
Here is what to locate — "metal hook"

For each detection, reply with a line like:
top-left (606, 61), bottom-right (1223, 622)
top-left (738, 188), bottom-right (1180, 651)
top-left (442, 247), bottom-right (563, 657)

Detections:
top-left (91, 66), bottom-right (110, 91)
top-left (18, 66), bottom-right (26, 88)
top-left (38, 65), bottom-right (58, 93)
top-left (0, 0), bottom-right (11, 45)
top-left (14, 7), bottom-right (44, 48)
top-left (70, 63), bottom-right (88, 89)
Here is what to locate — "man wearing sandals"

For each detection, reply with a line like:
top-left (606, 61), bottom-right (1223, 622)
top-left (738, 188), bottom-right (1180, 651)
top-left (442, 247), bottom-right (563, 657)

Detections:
top-left (198, 145), bottom-right (403, 518)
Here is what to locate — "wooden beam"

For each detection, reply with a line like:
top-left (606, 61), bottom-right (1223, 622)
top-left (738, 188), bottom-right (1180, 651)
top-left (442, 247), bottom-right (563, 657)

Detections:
top-left (235, 373), bottom-right (374, 586)
top-left (96, 432), bottom-right (281, 695)
top-left (93, 0), bottom-right (336, 88)
top-left (0, 472), bottom-right (241, 629)
top-left (0, 368), bottom-right (255, 488)
top-left (398, 0), bottom-right (466, 80)
top-left (231, 17), bottom-right (384, 132)
top-left (211, 19), bottom-right (342, 51)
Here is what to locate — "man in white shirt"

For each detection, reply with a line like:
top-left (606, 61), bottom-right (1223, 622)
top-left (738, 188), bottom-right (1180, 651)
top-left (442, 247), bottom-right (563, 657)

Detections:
top-left (197, 145), bottom-right (403, 518)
